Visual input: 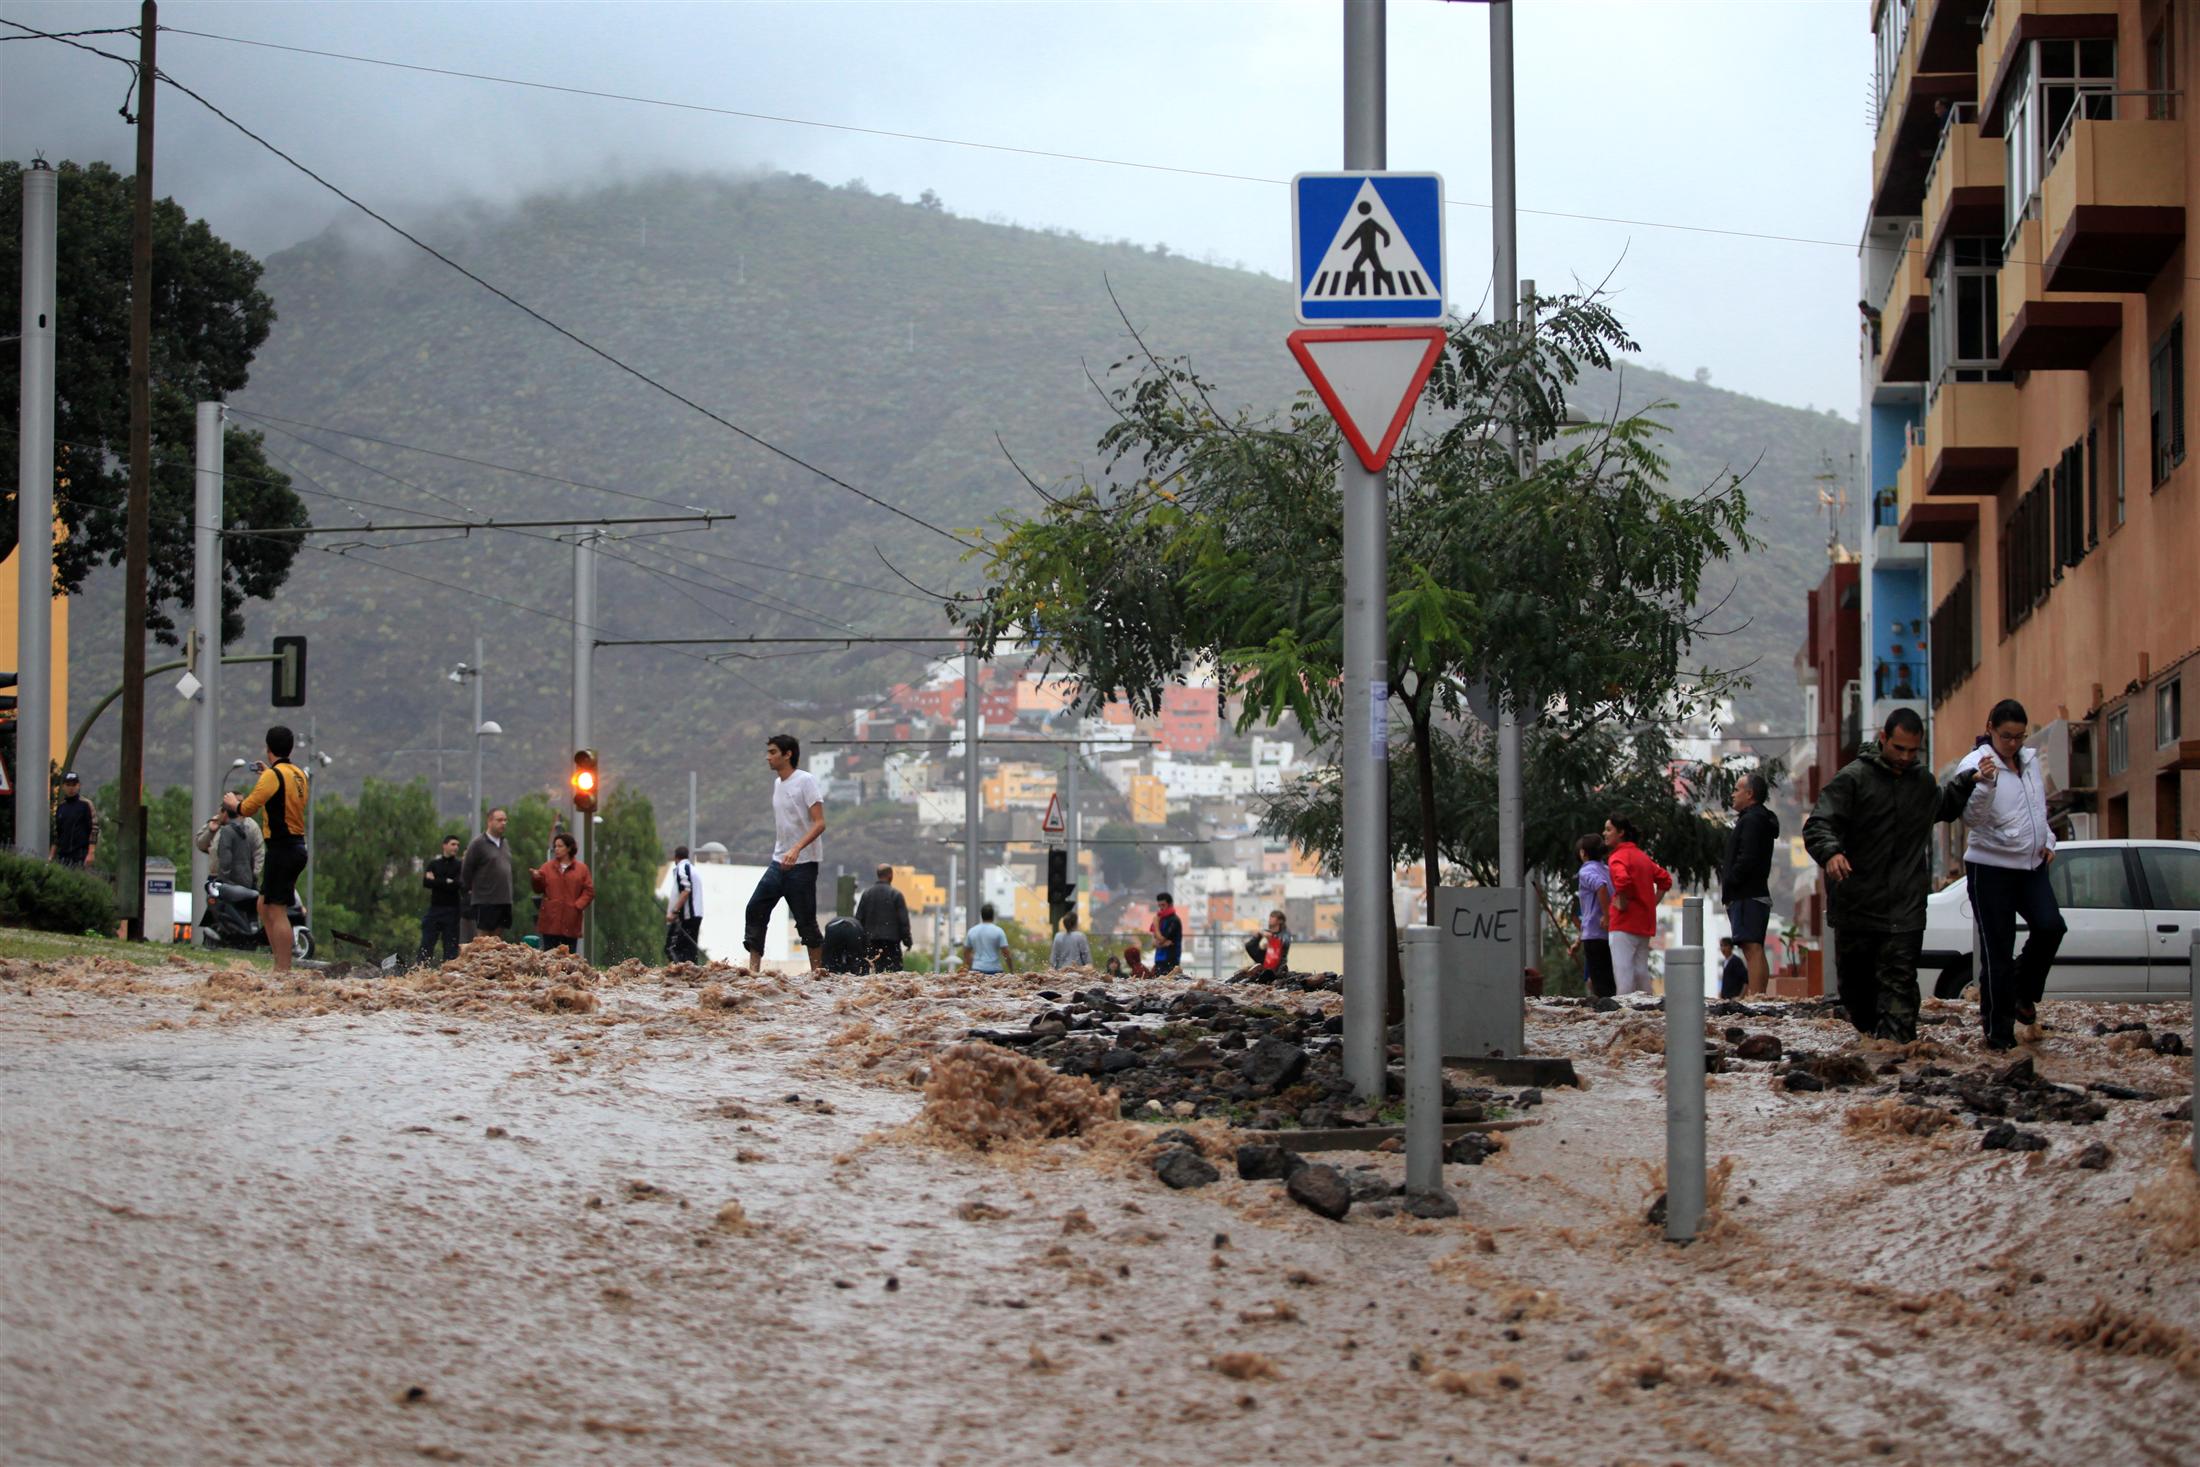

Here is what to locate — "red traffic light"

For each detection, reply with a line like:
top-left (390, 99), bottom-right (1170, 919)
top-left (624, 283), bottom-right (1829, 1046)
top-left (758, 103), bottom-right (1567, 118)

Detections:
top-left (571, 749), bottom-right (599, 812)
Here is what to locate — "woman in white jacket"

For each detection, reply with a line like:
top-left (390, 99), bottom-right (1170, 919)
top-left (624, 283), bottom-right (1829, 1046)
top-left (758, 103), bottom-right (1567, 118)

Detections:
top-left (1957, 699), bottom-right (2067, 1051)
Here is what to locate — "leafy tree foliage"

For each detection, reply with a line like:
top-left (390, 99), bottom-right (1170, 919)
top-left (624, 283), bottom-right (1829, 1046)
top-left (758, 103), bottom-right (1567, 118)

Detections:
top-left (591, 784), bottom-right (663, 964)
top-left (0, 161), bottom-right (308, 644)
top-left (955, 295), bottom-right (1756, 915)
top-left (309, 778), bottom-right (446, 954)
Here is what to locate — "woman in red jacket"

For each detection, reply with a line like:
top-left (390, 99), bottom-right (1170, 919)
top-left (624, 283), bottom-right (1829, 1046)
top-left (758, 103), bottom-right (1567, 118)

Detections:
top-left (1601, 813), bottom-right (1671, 997)
top-left (530, 832), bottom-right (595, 955)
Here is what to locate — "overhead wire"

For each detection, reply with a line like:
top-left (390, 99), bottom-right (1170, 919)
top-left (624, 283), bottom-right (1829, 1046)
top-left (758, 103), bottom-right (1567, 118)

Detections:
top-left (0, 15), bottom-right (983, 551)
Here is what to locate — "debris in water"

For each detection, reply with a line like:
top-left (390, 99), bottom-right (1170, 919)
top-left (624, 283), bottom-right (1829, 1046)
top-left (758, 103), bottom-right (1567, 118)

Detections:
top-left (912, 1043), bottom-right (1117, 1151)
top-left (1430, 1362), bottom-right (1526, 1397)
top-left (713, 1200), bottom-right (752, 1234)
top-left (1210, 1351), bottom-right (1280, 1381)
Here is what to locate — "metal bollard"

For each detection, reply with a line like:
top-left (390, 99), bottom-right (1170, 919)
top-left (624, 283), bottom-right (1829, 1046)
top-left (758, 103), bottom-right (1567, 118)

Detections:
top-left (1403, 924), bottom-right (1446, 1197)
top-left (1664, 895), bottom-right (1706, 1242)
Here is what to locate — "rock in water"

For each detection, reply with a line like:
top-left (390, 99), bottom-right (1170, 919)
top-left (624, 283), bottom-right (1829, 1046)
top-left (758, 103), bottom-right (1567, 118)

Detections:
top-left (1980, 1123), bottom-right (2050, 1153)
top-left (1783, 1070), bottom-right (1827, 1093)
top-left (1991, 1056), bottom-right (2037, 1087)
top-left (1444, 1134), bottom-right (1502, 1166)
top-left (1241, 1037), bottom-right (1309, 1093)
top-left (1153, 1145), bottom-right (1220, 1190)
top-left (1286, 1164), bottom-right (1353, 1221)
top-left (1403, 1187), bottom-right (1459, 1219)
top-left (1235, 1143), bottom-right (1304, 1181)
top-left (1733, 1033), bottom-right (1783, 1062)
top-left (2073, 1141), bottom-right (2112, 1170)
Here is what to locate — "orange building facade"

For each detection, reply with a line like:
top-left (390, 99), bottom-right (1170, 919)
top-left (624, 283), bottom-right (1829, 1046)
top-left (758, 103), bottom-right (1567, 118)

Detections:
top-left (1865, 0), bottom-right (2199, 842)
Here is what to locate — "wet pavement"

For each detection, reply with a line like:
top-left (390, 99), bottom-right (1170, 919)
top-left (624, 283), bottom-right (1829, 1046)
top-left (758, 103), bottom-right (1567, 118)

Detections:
top-left (2, 950), bottom-right (2195, 1465)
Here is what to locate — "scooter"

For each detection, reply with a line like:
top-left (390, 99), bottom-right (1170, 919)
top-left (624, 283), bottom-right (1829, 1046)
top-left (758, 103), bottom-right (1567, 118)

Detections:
top-left (199, 877), bottom-right (316, 962)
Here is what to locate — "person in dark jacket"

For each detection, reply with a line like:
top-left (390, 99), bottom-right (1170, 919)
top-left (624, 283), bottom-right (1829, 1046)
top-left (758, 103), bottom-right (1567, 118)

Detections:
top-left (853, 864), bottom-right (912, 972)
top-left (461, 807), bottom-right (516, 941)
top-left (50, 771), bottom-right (97, 868)
top-left (1802, 708), bottom-right (1977, 1042)
top-left (417, 835), bottom-right (464, 965)
top-left (1721, 771), bottom-right (1780, 997)
top-left (1150, 893), bottom-right (1184, 976)
top-left (1718, 937), bottom-right (1749, 1001)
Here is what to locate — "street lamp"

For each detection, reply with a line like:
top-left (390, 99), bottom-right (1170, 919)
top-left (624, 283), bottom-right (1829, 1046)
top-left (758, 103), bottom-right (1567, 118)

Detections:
top-left (305, 747), bottom-right (333, 914)
top-left (473, 718), bottom-right (502, 840)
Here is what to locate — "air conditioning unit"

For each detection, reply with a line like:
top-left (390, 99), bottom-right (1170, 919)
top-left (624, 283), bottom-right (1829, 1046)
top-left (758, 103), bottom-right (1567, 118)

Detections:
top-left (2026, 718), bottom-right (2096, 793)
top-left (2065, 812), bottom-right (2098, 841)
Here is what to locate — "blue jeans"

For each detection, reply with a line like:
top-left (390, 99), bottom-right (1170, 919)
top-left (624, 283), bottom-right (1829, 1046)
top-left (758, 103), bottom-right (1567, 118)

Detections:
top-left (745, 861), bottom-right (822, 955)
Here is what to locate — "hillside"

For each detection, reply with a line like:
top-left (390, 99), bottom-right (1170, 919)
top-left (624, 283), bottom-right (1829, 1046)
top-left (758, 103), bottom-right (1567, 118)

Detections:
top-left (69, 171), bottom-right (1851, 852)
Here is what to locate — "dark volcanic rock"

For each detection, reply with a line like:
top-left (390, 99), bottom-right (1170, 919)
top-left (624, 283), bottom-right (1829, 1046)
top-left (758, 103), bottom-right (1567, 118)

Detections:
top-left (1980, 1123), bottom-right (2050, 1153)
top-left (2086, 1082), bottom-right (2157, 1101)
top-left (1235, 1143), bottom-right (1304, 1181)
top-left (1346, 1171), bottom-right (1393, 1204)
top-left (1286, 1164), bottom-right (1353, 1221)
top-left (1783, 1070), bottom-right (1827, 1093)
top-left (2073, 1141), bottom-right (2112, 1170)
top-left (1153, 1145), bottom-right (1221, 1189)
top-left (1513, 1088), bottom-right (1545, 1109)
top-left (1241, 1037), bottom-right (1310, 1093)
top-left (1444, 1133), bottom-right (1502, 1166)
top-left (2157, 1031), bottom-right (2189, 1057)
top-left (1403, 1187), bottom-right (1459, 1219)
top-left (1991, 1056), bottom-right (2037, 1087)
top-left (1099, 1048), bottom-right (1147, 1074)
top-left (1733, 1033), bottom-right (1784, 1063)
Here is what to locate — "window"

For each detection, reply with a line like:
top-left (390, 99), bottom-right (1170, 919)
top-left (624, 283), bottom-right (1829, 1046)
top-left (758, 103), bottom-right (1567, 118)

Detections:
top-left (1930, 568), bottom-right (1977, 705)
top-left (2004, 39), bottom-right (2119, 244)
top-left (2137, 846), bottom-right (2200, 909)
top-left (2053, 439), bottom-right (2090, 575)
top-left (2107, 707), bottom-right (2130, 776)
top-left (1930, 238), bottom-right (2010, 386)
top-left (2109, 395), bottom-right (2128, 528)
top-left (2000, 472), bottom-right (2056, 633)
top-left (2151, 317), bottom-right (2185, 484)
top-left (2047, 849), bottom-right (2142, 910)
top-left (1874, 0), bottom-right (1914, 128)
top-left (2160, 676), bottom-right (2185, 746)
top-left (2148, 5), bottom-right (2179, 121)
top-left (2085, 423), bottom-right (2100, 548)
top-left (2071, 724), bottom-right (2096, 789)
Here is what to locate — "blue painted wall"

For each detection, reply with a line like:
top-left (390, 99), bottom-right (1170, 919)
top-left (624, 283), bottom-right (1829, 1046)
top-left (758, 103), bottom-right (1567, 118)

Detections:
top-left (1867, 401), bottom-right (1919, 530)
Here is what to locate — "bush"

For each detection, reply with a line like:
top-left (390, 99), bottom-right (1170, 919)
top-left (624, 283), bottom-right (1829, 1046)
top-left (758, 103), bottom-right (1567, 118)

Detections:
top-left (0, 851), bottom-right (121, 935)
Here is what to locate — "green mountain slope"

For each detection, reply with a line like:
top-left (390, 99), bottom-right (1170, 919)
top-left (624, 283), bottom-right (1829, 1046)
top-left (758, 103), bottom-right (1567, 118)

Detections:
top-left (70, 171), bottom-right (1848, 852)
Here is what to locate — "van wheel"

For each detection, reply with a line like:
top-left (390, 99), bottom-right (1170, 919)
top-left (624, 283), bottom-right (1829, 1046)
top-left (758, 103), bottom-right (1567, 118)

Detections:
top-left (1932, 957), bottom-right (1973, 1002)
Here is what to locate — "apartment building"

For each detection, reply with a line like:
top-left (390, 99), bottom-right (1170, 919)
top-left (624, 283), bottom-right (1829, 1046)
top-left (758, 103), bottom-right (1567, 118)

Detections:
top-left (1864, 0), bottom-right (2199, 841)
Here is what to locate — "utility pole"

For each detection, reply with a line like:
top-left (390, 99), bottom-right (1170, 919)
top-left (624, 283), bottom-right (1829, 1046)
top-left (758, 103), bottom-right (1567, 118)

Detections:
top-left (1065, 742), bottom-right (1081, 915)
top-left (572, 532), bottom-right (596, 959)
top-left (688, 770), bottom-right (698, 853)
top-left (14, 159), bottom-right (56, 857)
top-left (189, 402), bottom-right (224, 904)
top-left (464, 638), bottom-right (486, 840)
top-left (1490, 0), bottom-right (1525, 901)
top-left (117, 1), bottom-right (158, 938)
top-left (962, 649), bottom-right (981, 939)
top-left (1339, 0), bottom-right (1390, 1102)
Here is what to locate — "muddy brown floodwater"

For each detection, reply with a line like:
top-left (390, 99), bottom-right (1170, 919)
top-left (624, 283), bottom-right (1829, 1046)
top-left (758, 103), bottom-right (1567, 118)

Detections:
top-left (2, 945), bottom-right (2195, 1466)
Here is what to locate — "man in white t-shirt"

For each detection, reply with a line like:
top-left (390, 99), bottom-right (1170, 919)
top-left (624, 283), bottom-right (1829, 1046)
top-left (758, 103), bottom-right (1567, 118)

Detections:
top-left (666, 844), bottom-right (705, 962)
top-left (744, 733), bottom-right (827, 973)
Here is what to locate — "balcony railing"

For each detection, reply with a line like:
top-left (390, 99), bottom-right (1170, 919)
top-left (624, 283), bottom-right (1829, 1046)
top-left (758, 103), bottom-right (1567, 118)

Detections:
top-left (1923, 103), bottom-right (2005, 257)
top-left (1879, 220), bottom-right (1931, 382)
top-left (1874, 659), bottom-right (1929, 700)
top-left (1898, 421), bottom-right (1983, 539)
top-left (2040, 93), bottom-right (2187, 293)
top-left (1997, 215), bottom-right (2123, 371)
top-left (1923, 380), bottom-right (2020, 495)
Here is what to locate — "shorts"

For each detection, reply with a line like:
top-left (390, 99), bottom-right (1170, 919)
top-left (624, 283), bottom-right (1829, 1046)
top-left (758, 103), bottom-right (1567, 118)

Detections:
top-left (261, 840), bottom-right (309, 907)
top-left (473, 903), bottom-right (514, 935)
top-left (1726, 897), bottom-right (1772, 946)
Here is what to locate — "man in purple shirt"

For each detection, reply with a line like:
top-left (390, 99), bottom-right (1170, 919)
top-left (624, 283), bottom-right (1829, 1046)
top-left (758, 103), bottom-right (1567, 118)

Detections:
top-left (1573, 833), bottom-right (1616, 998)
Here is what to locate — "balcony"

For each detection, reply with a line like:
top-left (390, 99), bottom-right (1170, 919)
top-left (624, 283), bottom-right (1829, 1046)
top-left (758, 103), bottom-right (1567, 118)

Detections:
top-left (1879, 223), bottom-right (1931, 382)
top-left (1923, 379), bottom-right (2020, 494)
top-left (1896, 423), bottom-right (1983, 539)
top-left (1979, 1), bottom-right (2122, 137)
top-left (1874, 75), bottom-right (1980, 217)
top-left (1997, 216), bottom-right (2122, 371)
top-left (1923, 107), bottom-right (2004, 260)
top-left (2041, 105), bottom-right (2186, 293)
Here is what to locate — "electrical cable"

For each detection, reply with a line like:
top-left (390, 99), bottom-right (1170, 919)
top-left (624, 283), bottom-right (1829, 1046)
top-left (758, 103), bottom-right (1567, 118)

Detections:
top-left (82, 48), bottom-right (983, 549)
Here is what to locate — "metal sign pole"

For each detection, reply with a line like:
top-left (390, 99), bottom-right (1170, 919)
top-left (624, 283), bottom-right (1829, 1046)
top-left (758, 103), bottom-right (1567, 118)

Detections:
top-left (14, 161), bottom-right (56, 858)
top-left (1339, 0), bottom-right (1390, 1103)
top-left (1664, 896), bottom-right (1707, 1241)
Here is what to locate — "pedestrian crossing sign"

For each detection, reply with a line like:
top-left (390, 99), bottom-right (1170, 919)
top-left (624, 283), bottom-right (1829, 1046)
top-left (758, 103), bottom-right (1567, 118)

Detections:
top-left (1292, 172), bottom-right (1446, 325)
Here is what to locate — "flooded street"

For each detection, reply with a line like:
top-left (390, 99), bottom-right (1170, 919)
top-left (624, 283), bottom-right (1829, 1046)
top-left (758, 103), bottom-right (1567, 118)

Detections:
top-left (3, 948), bottom-right (2195, 1465)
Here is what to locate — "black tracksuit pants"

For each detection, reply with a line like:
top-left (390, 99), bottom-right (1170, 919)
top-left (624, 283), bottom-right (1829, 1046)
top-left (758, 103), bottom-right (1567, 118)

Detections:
top-left (1966, 861), bottom-right (2066, 1041)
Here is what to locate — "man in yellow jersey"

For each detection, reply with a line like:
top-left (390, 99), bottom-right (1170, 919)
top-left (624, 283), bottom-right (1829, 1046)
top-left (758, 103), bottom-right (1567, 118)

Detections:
top-left (237, 724), bottom-right (311, 973)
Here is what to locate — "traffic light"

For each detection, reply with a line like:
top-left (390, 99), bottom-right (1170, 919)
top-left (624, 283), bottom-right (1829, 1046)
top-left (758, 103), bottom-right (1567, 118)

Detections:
top-left (1046, 846), bottom-right (1075, 931)
top-left (571, 748), bottom-right (599, 813)
top-left (272, 636), bottom-right (307, 708)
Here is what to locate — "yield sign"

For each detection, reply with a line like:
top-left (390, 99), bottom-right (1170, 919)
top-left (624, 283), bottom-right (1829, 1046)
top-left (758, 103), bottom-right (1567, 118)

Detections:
top-left (1287, 327), bottom-right (1448, 473)
top-left (1040, 792), bottom-right (1066, 835)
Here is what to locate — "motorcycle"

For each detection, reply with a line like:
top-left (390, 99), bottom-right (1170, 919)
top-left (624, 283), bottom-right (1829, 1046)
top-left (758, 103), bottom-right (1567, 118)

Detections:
top-left (199, 877), bottom-right (316, 962)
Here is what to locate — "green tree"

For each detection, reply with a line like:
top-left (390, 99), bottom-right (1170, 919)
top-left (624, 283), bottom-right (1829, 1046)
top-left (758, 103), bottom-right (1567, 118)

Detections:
top-left (955, 295), bottom-right (1753, 921)
top-left (0, 161), bottom-right (308, 644)
top-left (308, 778), bottom-right (441, 955)
top-left (591, 785), bottom-right (662, 964)
top-left (90, 781), bottom-right (192, 880)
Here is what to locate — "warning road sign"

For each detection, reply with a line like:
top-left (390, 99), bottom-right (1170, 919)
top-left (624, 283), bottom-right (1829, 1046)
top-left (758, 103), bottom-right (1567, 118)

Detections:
top-left (1041, 792), bottom-right (1066, 836)
top-left (1292, 172), bottom-right (1445, 324)
top-left (1287, 326), bottom-right (1449, 472)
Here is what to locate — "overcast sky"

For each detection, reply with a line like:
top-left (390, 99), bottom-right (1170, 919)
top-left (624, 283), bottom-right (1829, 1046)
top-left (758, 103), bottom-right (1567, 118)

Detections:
top-left (4, 0), bottom-right (1867, 414)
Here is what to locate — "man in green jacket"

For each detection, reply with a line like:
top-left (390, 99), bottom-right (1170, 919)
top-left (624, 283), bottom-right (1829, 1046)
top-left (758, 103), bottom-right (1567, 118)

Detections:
top-left (1802, 707), bottom-right (1977, 1042)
